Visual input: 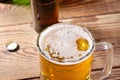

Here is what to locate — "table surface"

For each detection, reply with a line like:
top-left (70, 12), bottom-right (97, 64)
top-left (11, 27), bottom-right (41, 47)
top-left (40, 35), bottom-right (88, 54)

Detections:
top-left (0, 0), bottom-right (120, 80)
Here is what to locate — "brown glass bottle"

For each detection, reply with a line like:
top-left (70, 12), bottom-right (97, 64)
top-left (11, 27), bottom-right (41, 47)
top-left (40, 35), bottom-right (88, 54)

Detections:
top-left (31, 0), bottom-right (58, 33)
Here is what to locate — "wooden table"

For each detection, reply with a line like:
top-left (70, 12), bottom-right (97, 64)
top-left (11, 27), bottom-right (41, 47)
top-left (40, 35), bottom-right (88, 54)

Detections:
top-left (0, 0), bottom-right (120, 80)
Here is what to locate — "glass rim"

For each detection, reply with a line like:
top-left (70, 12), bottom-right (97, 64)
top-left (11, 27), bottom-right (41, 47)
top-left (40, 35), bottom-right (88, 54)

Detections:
top-left (37, 23), bottom-right (95, 65)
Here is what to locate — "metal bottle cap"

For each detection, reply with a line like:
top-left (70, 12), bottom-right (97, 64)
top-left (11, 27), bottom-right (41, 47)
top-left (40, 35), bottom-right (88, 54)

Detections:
top-left (6, 41), bottom-right (19, 52)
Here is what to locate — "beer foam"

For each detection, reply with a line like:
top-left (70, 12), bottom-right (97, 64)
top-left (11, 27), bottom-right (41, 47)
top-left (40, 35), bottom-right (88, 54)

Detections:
top-left (38, 23), bottom-right (94, 65)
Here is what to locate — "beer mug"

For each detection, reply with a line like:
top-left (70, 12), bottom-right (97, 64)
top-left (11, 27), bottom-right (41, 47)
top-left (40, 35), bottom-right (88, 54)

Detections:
top-left (37, 23), bottom-right (113, 80)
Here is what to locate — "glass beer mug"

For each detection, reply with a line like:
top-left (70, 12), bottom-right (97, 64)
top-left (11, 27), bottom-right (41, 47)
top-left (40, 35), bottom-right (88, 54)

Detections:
top-left (37, 23), bottom-right (113, 80)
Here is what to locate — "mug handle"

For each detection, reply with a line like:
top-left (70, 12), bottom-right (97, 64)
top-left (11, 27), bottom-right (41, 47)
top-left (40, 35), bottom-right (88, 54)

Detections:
top-left (92, 42), bottom-right (113, 80)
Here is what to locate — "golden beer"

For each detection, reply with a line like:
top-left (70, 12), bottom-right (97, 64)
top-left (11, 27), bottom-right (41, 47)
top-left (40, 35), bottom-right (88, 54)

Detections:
top-left (40, 55), bottom-right (93, 80)
top-left (37, 23), bottom-right (94, 80)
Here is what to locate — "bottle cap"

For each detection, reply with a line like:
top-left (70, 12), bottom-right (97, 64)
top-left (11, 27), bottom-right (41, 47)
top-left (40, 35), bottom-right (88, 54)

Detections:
top-left (6, 41), bottom-right (19, 52)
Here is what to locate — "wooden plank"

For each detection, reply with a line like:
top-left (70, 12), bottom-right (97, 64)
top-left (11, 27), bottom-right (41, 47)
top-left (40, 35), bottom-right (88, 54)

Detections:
top-left (0, 0), bottom-right (119, 79)
top-left (19, 67), bottom-right (120, 80)
top-left (91, 67), bottom-right (120, 80)
top-left (0, 0), bottom-right (120, 26)
top-left (104, 68), bottom-right (120, 80)
top-left (60, 13), bottom-right (120, 39)
top-left (0, 6), bottom-right (120, 39)
top-left (59, 0), bottom-right (120, 19)
top-left (0, 23), bottom-right (120, 79)
top-left (0, 3), bottom-right (32, 26)
top-left (0, 24), bottom-right (39, 80)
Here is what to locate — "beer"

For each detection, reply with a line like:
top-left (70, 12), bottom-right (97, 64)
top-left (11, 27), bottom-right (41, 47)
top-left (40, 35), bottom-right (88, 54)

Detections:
top-left (37, 23), bottom-right (94, 80)
top-left (31, 0), bottom-right (58, 33)
top-left (40, 54), bottom-right (92, 80)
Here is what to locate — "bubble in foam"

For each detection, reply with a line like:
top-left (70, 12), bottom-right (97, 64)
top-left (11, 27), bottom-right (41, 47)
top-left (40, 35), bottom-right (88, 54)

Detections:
top-left (39, 23), bottom-right (93, 64)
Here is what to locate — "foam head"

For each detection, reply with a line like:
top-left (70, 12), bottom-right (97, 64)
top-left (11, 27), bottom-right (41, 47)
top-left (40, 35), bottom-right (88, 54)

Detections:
top-left (38, 23), bottom-right (94, 65)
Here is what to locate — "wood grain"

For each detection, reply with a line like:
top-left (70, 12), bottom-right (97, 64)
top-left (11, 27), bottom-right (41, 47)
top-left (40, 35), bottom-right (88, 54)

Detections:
top-left (60, 13), bottom-right (120, 39)
top-left (0, 24), bottom-right (39, 80)
top-left (0, 0), bottom-right (120, 26)
top-left (18, 67), bottom-right (120, 80)
top-left (0, 0), bottom-right (120, 79)
top-left (59, 0), bottom-right (120, 19)
top-left (91, 67), bottom-right (120, 80)
top-left (0, 3), bottom-right (32, 26)
top-left (0, 23), bottom-right (120, 80)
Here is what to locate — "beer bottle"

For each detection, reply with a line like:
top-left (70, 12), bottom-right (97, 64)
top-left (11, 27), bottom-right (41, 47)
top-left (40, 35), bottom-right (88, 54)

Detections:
top-left (31, 0), bottom-right (58, 33)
